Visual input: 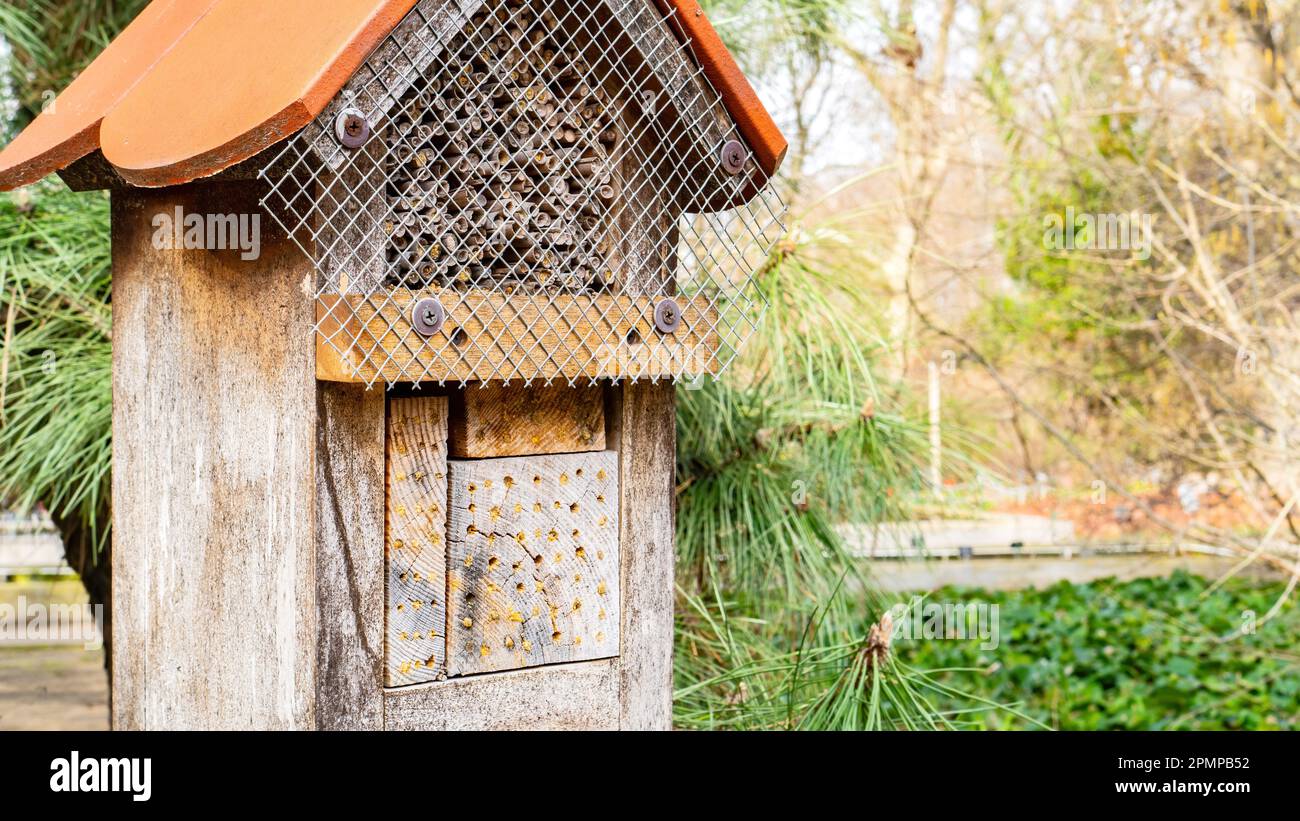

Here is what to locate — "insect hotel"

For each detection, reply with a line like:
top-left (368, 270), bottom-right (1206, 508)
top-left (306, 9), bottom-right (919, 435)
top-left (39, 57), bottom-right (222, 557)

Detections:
top-left (0, 0), bottom-right (786, 729)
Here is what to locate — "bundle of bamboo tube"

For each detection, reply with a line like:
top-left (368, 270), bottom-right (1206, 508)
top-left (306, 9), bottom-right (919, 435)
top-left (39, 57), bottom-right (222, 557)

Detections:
top-left (384, 0), bottom-right (622, 294)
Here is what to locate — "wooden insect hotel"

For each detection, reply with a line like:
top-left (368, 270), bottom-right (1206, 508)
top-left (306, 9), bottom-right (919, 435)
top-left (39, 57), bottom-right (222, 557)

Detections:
top-left (0, 0), bottom-right (786, 730)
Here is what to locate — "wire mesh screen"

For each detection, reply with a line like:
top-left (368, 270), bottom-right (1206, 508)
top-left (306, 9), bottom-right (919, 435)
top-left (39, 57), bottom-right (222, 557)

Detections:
top-left (261, 0), bottom-right (786, 388)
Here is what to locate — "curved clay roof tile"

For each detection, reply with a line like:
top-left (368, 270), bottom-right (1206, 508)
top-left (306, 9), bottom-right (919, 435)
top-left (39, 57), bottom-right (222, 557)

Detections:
top-left (0, 0), bottom-right (785, 190)
top-left (0, 0), bottom-right (222, 191)
top-left (99, 0), bottom-right (421, 187)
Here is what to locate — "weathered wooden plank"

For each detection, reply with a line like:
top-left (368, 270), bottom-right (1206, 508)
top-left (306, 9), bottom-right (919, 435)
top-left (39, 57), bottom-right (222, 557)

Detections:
top-left (445, 451), bottom-right (620, 677)
top-left (613, 0), bottom-right (747, 213)
top-left (315, 382), bottom-right (386, 729)
top-left (111, 180), bottom-right (317, 729)
top-left (609, 380), bottom-right (676, 730)
top-left (385, 396), bottom-right (450, 686)
top-left (316, 290), bottom-right (718, 384)
top-left (306, 0), bottom-right (479, 170)
top-left (383, 658), bottom-right (619, 730)
top-left (448, 382), bottom-right (606, 458)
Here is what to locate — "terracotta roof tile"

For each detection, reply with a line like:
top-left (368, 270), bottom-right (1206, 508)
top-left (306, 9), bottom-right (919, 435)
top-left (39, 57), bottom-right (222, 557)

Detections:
top-left (0, 0), bottom-right (785, 190)
top-left (656, 0), bottom-right (787, 178)
top-left (100, 0), bottom-right (420, 187)
top-left (0, 0), bottom-right (221, 191)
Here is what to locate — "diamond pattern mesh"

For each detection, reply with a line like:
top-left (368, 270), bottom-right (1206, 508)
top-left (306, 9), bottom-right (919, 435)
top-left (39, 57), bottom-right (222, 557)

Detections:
top-left (260, 0), bottom-right (785, 388)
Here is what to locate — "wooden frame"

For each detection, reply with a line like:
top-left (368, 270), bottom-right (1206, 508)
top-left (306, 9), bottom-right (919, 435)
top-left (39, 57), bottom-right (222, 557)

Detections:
top-left (112, 180), bottom-right (320, 729)
top-left (111, 180), bottom-right (675, 730)
top-left (315, 378), bottom-right (675, 730)
top-left (316, 290), bottom-right (718, 384)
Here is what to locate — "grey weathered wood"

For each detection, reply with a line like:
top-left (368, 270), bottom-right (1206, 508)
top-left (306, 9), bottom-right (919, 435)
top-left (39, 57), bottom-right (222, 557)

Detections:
top-left (313, 139), bottom-right (388, 298)
top-left (315, 383), bottom-right (387, 729)
top-left (111, 180), bottom-right (317, 729)
top-left (307, 0), bottom-right (479, 171)
top-left (609, 380), bottom-right (676, 730)
top-left (384, 658), bottom-right (619, 730)
top-left (58, 145), bottom-right (295, 192)
top-left (621, 0), bottom-right (741, 212)
top-left (386, 396), bottom-right (450, 685)
top-left (446, 451), bottom-right (619, 676)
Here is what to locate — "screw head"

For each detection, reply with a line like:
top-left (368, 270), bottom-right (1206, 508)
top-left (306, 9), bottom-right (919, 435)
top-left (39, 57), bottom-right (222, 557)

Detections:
top-left (654, 298), bottom-right (683, 335)
top-left (720, 140), bottom-right (748, 176)
top-left (335, 108), bottom-right (371, 149)
top-left (411, 298), bottom-right (446, 337)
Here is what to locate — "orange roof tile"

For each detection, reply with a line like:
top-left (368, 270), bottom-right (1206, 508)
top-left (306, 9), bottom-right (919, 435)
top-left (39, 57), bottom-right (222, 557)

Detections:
top-left (0, 0), bottom-right (785, 191)
top-left (0, 0), bottom-right (221, 191)
top-left (100, 0), bottom-right (420, 187)
top-left (656, 0), bottom-right (787, 179)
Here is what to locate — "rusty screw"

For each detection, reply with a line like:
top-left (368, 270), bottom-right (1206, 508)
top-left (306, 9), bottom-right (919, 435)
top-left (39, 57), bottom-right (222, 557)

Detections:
top-left (720, 140), bottom-right (748, 176)
top-left (335, 107), bottom-right (371, 149)
top-left (411, 298), bottom-right (446, 337)
top-left (654, 298), bottom-right (683, 335)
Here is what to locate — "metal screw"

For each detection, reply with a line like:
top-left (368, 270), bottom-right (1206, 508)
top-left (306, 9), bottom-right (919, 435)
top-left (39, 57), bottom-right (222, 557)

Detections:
top-left (335, 108), bottom-right (371, 149)
top-left (411, 298), bottom-right (446, 337)
top-left (654, 298), bottom-right (683, 335)
top-left (720, 140), bottom-right (748, 176)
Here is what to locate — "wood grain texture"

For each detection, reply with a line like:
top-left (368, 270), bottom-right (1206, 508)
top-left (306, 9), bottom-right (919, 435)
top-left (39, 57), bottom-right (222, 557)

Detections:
top-left (609, 380), bottom-right (676, 730)
top-left (449, 382), bottom-right (605, 458)
top-left (606, 0), bottom-right (744, 213)
top-left (385, 396), bottom-right (450, 686)
top-left (111, 180), bottom-right (316, 729)
top-left (384, 658), bottom-right (618, 730)
top-left (446, 451), bottom-right (620, 676)
top-left (312, 138), bottom-right (389, 297)
top-left (305, 0), bottom-right (479, 171)
top-left (315, 383), bottom-right (386, 729)
top-left (316, 290), bottom-right (717, 384)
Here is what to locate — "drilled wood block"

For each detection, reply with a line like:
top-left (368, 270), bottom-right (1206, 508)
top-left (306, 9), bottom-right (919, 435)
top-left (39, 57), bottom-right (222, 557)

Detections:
top-left (385, 396), bottom-right (450, 687)
top-left (449, 382), bottom-right (605, 458)
top-left (446, 450), bottom-right (620, 677)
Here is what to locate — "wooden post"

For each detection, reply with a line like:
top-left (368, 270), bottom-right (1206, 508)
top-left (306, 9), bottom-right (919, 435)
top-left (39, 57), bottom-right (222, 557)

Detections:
top-left (111, 180), bottom-right (318, 729)
top-left (611, 381), bottom-right (676, 729)
top-left (314, 382), bottom-right (386, 730)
